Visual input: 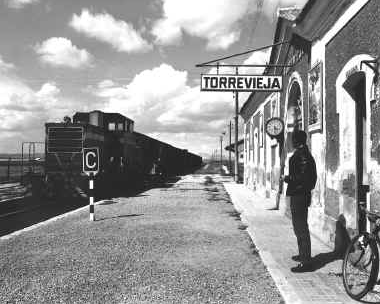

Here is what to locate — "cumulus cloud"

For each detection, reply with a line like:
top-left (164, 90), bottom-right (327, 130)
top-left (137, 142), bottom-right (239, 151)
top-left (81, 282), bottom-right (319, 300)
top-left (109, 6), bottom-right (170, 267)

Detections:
top-left (0, 77), bottom-right (53, 153)
top-left (34, 37), bottom-right (93, 69)
top-left (91, 64), bottom-right (188, 128)
top-left (90, 48), bottom-right (269, 153)
top-left (97, 79), bottom-right (116, 89)
top-left (0, 55), bottom-right (15, 71)
top-left (0, 69), bottom-right (90, 152)
top-left (5, 0), bottom-right (39, 9)
top-left (207, 49), bottom-right (270, 76)
top-left (156, 88), bottom-right (233, 131)
top-left (35, 82), bottom-right (60, 100)
top-left (0, 76), bottom-right (37, 114)
top-left (87, 63), bottom-right (238, 154)
top-left (152, 0), bottom-right (257, 50)
top-left (151, 0), bottom-right (308, 50)
top-left (0, 79), bottom-right (70, 125)
top-left (70, 9), bottom-right (152, 53)
top-left (242, 49), bottom-right (271, 74)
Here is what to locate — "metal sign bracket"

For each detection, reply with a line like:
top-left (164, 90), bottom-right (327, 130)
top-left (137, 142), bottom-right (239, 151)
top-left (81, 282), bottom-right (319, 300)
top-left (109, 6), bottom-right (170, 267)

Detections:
top-left (360, 58), bottom-right (379, 82)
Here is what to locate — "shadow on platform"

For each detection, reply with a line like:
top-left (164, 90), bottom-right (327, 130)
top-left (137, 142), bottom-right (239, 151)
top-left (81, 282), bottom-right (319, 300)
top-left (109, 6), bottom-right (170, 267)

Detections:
top-left (96, 213), bottom-right (144, 222)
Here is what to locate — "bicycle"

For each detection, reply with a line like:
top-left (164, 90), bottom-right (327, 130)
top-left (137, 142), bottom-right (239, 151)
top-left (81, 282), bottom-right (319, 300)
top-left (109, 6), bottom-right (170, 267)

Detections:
top-left (342, 205), bottom-right (380, 300)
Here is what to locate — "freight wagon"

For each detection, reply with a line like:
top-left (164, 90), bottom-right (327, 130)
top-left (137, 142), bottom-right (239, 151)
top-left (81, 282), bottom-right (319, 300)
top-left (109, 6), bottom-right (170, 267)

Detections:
top-left (43, 110), bottom-right (202, 198)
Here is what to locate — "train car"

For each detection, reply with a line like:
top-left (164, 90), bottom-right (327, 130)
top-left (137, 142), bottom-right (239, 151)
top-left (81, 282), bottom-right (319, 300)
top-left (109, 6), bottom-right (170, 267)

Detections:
top-left (133, 132), bottom-right (185, 178)
top-left (43, 110), bottom-right (202, 198)
top-left (45, 111), bottom-right (139, 197)
top-left (183, 150), bottom-right (203, 174)
top-left (133, 132), bottom-right (203, 178)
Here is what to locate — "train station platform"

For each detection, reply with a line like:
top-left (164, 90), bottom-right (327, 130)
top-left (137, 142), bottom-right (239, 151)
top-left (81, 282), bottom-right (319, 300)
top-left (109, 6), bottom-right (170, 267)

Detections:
top-left (224, 181), bottom-right (380, 304)
top-left (3, 171), bottom-right (379, 303)
top-left (0, 173), bottom-right (283, 304)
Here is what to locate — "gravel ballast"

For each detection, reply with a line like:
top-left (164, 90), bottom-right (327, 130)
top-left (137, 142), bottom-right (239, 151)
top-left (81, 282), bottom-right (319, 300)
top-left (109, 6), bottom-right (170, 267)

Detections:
top-left (0, 168), bottom-right (283, 304)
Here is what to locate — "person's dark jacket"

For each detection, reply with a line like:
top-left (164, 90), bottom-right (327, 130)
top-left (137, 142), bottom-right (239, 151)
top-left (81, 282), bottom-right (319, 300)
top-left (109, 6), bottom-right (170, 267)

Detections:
top-left (284, 145), bottom-right (317, 196)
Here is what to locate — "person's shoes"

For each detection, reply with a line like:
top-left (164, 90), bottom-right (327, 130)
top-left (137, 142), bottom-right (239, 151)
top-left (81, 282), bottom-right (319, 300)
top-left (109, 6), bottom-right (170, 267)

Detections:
top-left (291, 255), bottom-right (301, 262)
top-left (291, 262), bottom-right (313, 273)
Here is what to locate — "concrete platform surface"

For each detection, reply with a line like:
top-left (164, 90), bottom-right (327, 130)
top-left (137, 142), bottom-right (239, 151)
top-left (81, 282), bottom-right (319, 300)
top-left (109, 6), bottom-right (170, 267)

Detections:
top-left (224, 181), bottom-right (380, 304)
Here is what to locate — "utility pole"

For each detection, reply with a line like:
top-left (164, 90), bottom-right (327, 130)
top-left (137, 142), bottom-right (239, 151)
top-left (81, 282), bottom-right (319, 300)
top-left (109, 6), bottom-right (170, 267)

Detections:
top-left (220, 132), bottom-right (225, 171)
top-left (229, 121), bottom-right (232, 175)
top-left (234, 67), bottom-right (239, 182)
top-left (220, 135), bottom-right (223, 170)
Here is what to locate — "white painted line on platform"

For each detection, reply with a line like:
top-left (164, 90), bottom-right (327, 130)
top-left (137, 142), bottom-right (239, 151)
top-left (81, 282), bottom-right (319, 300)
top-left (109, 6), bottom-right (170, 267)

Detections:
top-left (245, 228), bottom-right (302, 304)
top-left (0, 200), bottom-right (103, 242)
top-left (223, 182), bottom-right (303, 304)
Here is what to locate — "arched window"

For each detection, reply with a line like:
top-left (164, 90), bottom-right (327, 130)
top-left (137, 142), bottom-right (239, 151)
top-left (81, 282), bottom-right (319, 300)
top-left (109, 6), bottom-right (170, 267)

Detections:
top-left (284, 78), bottom-right (303, 151)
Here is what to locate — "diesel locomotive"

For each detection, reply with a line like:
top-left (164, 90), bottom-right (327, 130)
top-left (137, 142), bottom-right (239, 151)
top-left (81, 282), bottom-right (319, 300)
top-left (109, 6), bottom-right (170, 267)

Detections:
top-left (44, 110), bottom-right (202, 197)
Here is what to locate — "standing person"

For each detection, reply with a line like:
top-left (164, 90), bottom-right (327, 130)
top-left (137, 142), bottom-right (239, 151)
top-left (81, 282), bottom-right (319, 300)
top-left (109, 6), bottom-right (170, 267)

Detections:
top-left (282, 130), bottom-right (317, 272)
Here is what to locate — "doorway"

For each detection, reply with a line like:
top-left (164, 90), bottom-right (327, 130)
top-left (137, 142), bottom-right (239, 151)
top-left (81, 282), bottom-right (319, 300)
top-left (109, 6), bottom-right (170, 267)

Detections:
top-left (343, 72), bottom-right (367, 233)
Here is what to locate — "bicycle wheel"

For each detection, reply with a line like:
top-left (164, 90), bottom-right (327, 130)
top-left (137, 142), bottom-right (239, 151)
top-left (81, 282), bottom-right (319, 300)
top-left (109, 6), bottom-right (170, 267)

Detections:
top-left (342, 233), bottom-right (379, 300)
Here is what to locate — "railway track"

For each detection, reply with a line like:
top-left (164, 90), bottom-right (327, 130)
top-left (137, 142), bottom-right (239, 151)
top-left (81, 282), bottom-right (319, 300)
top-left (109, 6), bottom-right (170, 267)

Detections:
top-left (0, 196), bottom-right (87, 237)
top-left (0, 201), bottom-right (65, 219)
top-left (0, 175), bottom-right (182, 237)
top-left (0, 182), bottom-right (29, 202)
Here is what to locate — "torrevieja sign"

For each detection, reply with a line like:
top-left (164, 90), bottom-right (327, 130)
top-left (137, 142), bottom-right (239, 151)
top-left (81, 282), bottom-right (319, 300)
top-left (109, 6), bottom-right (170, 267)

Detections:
top-left (200, 74), bottom-right (283, 92)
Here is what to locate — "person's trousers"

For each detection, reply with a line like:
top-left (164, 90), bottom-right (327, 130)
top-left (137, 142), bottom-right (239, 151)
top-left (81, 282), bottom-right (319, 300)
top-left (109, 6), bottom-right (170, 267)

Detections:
top-left (290, 194), bottom-right (311, 262)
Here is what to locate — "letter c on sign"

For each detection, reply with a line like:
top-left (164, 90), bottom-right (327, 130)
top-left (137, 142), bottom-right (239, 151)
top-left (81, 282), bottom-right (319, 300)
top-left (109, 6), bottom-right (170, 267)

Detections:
top-left (86, 152), bottom-right (97, 169)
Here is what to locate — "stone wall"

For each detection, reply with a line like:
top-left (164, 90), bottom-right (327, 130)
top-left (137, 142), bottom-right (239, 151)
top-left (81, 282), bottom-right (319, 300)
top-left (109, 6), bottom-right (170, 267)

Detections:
top-left (324, 0), bottom-right (380, 242)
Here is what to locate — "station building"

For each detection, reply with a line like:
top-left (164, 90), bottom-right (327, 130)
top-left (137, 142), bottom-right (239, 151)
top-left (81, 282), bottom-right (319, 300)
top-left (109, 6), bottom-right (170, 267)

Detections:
top-left (241, 0), bottom-right (380, 249)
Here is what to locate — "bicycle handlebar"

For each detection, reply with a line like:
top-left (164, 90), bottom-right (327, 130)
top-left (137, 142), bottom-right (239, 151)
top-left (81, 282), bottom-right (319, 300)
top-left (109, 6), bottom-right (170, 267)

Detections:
top-left (359, 204), bottom-right (380, 224)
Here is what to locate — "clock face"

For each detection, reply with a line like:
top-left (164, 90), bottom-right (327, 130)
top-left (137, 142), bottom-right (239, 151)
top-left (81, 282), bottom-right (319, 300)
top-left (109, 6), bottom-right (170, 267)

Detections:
top-left (265, 117), bottom-right (284, 137)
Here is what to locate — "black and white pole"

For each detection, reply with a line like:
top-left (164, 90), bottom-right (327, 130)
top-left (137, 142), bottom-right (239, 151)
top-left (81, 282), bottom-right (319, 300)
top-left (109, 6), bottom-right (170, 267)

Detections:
top-left (83, 147), bottom-right (99, 221)
top-left (89, 173), bottom-right (95, 221)
top-left (234, 67), bottom-right (239, 183)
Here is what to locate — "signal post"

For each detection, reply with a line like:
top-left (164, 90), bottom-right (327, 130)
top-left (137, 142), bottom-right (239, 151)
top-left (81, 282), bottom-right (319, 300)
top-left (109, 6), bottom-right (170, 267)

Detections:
top-left (83, 147), bottom-right (100, 221)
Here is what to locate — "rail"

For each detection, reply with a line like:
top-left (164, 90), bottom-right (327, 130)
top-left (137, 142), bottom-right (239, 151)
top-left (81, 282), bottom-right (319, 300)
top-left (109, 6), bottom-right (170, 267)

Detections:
top-left (0, 158), bottom-right (44, 184)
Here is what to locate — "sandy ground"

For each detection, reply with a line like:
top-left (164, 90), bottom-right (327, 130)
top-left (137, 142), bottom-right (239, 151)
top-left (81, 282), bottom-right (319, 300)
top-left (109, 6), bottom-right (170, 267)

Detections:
top-left (0, 166), bottom-right (283, 304)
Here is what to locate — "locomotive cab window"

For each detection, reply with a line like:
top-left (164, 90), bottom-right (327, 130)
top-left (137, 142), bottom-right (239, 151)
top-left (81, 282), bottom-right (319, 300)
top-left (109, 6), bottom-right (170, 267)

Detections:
top-left (117, 122), bottom-right (124, 131)
top-left (108, 122), bottom-right (116, 131)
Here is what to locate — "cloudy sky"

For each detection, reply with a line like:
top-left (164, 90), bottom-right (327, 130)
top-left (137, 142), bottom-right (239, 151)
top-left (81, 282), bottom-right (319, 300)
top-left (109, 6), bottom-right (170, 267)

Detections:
top-left (0, 0), bottom-right (307, 156)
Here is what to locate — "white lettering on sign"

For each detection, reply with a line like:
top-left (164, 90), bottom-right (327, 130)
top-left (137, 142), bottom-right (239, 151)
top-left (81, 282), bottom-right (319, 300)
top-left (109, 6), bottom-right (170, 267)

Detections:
top-left (83, 147), bottom-right (99, 175)
top-left (200, 74), bottom-right (283, 92)
top-left (86, 152), bottom-right (97, 169)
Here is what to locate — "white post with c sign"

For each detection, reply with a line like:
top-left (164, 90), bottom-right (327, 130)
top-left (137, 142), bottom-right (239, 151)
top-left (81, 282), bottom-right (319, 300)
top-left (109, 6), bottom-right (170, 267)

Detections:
top-left (83, 147), bottom-right (99, 174)
top-left (83, 147), bottom-right (99, 221)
